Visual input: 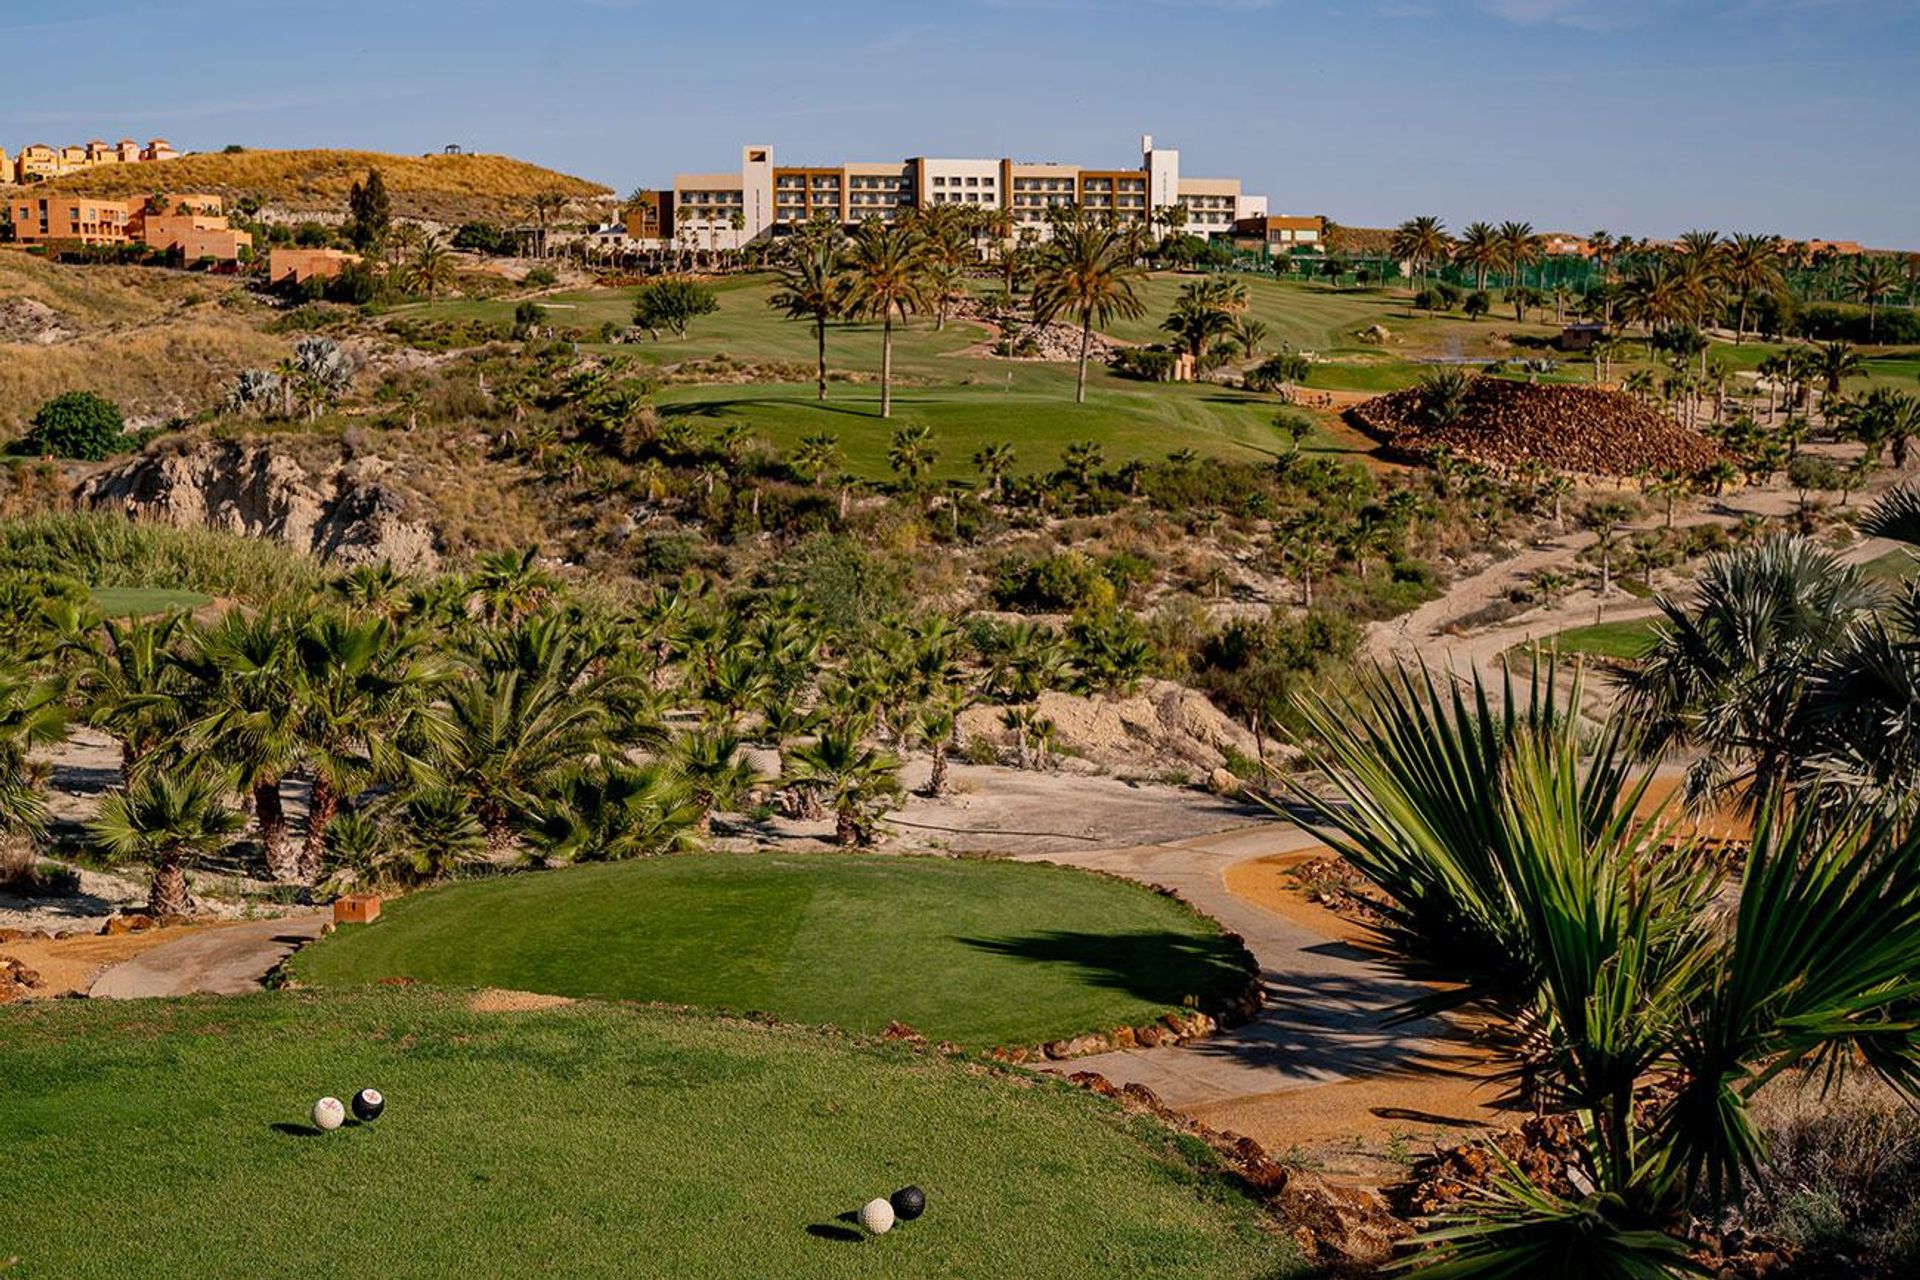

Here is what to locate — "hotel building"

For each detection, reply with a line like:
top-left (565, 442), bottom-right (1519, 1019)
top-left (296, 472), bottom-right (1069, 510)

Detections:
top-left (4, 190), bottom-right (249, 262)
top-left (1, 138), bottom-right (179, 186)
top-left (626, 136), bottom-right (1271, 250)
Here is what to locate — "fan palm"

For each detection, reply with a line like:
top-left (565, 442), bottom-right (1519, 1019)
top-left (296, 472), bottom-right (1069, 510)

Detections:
top-left (1293, 665), bottom-right (1920, 1276)
top-left (784, 725), bottom-right (902, 846)
top-left (768, 233), bottom-right (846, 401)
top-left (90, 768), bottom-right (244, 918)
top-left (841, 221), bottom-right (929, 418)
top-left (1031, 216), bottom-right (1147, 404)
top-left (524, 761), bottom-right (700, 864)
top-left (84, 612), bottom-right (191, 784)
top-left (973, 441), bottom-right (1016, 500)
top-left (0, 658), bottom-right (66, 847)
top-left (183, 609), bottom-right (302, 880)
top-left (675, 728), bottom-right (754, 834)
top-left (1622, 536), bottom-right (1880, 808)
top-left (289, 613), bottom-right (438, 878)
top-left (407, 233), bottom-right (457, 305)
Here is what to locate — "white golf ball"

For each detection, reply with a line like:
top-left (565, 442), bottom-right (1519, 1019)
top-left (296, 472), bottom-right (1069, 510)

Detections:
top-left (858, 1197), bottom-right (895, 1236)
top-left (312, 1096), bottom-right (346, 1131)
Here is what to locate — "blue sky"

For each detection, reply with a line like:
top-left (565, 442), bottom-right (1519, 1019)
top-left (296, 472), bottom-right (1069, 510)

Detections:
top-left (5, 0), bottom-right (1916, 245)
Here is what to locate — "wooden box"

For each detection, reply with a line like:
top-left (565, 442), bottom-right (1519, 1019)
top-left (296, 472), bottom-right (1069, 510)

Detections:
top-left (333, 894), bottom-right (382, 925)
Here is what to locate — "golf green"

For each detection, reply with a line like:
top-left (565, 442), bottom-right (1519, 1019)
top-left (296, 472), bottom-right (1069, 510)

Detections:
top-left (290, 852), bottom-right (1252, 1048)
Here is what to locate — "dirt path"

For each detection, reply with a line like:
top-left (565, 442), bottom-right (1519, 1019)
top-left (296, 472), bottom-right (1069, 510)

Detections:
top-left (88, 914), bottom-right (328, 999)
top-left (1018, 824), bottom-right (1512, 1174)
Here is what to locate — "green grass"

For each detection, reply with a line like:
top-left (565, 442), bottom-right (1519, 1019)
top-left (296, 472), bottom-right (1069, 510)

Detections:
top-left (87, 585), bottom-right (212, 616)
top-left (1531, 616), bottom-right (1660, 660)
top-left (291, 853), bottom-right (1249, 1049)
top-left (1, 990), bottom-right (1301, 1279)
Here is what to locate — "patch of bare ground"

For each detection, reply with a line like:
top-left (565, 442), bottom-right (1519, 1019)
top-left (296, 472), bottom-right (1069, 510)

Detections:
top-left (469, 989), bottom-right (577, 1013)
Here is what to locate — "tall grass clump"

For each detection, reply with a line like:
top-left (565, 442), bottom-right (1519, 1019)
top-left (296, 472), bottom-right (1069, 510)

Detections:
top-left (0, 511), bottom-right (322, 603)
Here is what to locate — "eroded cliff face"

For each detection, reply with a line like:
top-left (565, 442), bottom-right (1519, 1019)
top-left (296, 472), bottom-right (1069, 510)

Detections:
top-left (79, 441), bottom-right (440, 572)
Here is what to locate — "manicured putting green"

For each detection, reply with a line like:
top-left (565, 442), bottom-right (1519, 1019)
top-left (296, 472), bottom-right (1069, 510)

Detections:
top-left (1, 991), bottom-right (1301, 1278)
top-left (1533, 616), bottom-right (1660, 660)
top-left (292, 853), bottom-right (1249, 1048)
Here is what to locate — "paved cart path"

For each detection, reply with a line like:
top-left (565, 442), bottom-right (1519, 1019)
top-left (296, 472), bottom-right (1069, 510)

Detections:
top-left (90, 914), bottom-right (328, 999)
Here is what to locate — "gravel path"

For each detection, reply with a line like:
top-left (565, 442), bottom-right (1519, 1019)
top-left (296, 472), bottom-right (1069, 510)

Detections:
top-left (89, 914), bottom-right (328, 999)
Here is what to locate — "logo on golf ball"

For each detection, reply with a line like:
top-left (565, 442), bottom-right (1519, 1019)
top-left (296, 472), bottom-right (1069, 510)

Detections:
top-left (351, 1088), bottom-right (385, 1122)
top-left (312, 1097), bottom-right (346, 1131)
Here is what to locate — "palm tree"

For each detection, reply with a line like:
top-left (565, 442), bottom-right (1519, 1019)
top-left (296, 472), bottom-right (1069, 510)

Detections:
top-left (1389, 215), bottom-right (1451, 292)
top-left (1030, 216), bottom-right (1147, 404)
top-left (1060, 439), bottom-right (1104, 491)
top-left (915, 695), bottom-right (966, 798)
top-left (91, 768), bottom-right (244, 918)
top-left (973, 441), bottom-right (1015, 500)
top-left (525, 761), bottom-right (700, 864)
top-left (526, 192), bottom-right (567, 260)
top-left (184, 609), bottom-right (302, 881)
top-left (1852, 255), bottom-right (1902, 339)
top-left (887, 423), bottom-right (936, 493)
top-left (841, 221), bottom-right (929, 419)
top-left (0, 658), bottom-right (66, 851)
top-left (768, 233), bottom-right (845, 401)
top-left (433, 651), bottom-right (616, 856)
top-left (792, 432), bottom-right (841, 487)
top-left (85, 613), bottom-right (189, 784)
top-left (1623, 536), bottom-right (1879, 807)
top-left (1814, 339), bottom-right (1863, 399)
top-left (1719, 233), bottom-right (1784, 342)
top-left (675, 728), bottom-right (753, 835)
top-left (1293, 665), bottom-right (1920, 1275)
top-left (407, 233), bottom-right (457, 305)
top-left (1454, 221), bottom-right (1501, 293)
top-left (784, 725), bottom-right (901, 846)
top-left (1231, 316), bottom-right (1269, 360)
top-left (1496, 220), bottom-right (1542, 291)
top-left (289, 614), bottom-right (435, 879)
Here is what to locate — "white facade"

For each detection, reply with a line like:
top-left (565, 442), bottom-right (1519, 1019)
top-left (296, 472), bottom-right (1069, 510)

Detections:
top-left (1143, 135), bottom-right (1181, 221)
top-left (919, 157), bottom-right (1001, 210)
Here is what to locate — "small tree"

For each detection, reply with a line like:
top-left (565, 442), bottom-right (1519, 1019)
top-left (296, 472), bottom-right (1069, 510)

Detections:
top-left (632, 278), bottom-right (718, 340)
top-left (346, 168), bottom-right (391, 250)
top-left (14, 392), bottom-right (125, 461)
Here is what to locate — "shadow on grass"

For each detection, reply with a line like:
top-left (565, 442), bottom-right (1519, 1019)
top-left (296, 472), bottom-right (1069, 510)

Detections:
top-left (957, 929), bottom-right (1250, 1009)
top-left (270, 1122), bottom-right (323, 1138)
top-left (805, 1210), bottom-right (865, 1243)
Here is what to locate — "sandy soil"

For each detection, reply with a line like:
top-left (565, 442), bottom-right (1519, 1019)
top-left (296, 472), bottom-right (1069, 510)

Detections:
top-left (469, 989), bottom-right (577, 1013)
top-left (0, 924), bottom-right (236, 999)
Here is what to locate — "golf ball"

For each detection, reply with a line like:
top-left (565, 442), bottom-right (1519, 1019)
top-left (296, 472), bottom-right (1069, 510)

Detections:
top-left (858, 1198), bottom-right (896, 1236)
top-left (312, 1097), bottom-right (346, 1131)
top-left (891, 1185), bottom-right (926, 1221)
top-left (351, 1088), bottom-right (385, 1122)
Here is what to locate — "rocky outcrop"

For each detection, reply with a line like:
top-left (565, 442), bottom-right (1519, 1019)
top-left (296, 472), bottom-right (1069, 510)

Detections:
top-left (79, 441), bottom-right (440, 572)
top-left (959, 679), bottom-right (1268, 780)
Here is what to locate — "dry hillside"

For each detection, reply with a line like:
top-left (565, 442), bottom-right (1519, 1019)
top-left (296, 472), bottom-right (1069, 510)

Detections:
top-left (55, 150), bottom-right (612, 224)
top-left (0, 254), bottom-right (284, 434)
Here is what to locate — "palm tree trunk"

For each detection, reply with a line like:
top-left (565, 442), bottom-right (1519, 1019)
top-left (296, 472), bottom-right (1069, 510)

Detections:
top-left (1076, 316), bottom-right (1092, 405)
top-left (299, 777), bottom-right (337, 882)
top-left (815, 315), bottom-right (828, 401)
top-left (835, 804), bottom-right (859, 847)
top-left (880, 313), bottom-right (894, 419)
top-left (256, 780), bottom-right (296, 882)
top-left (927, 743), bottom-right (950, 798)
top-left (148, 858), bottom-right (193, 918)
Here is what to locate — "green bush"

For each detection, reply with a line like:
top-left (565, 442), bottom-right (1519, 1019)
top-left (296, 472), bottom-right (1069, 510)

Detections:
top-left (1108, 347), bottom-right (1181, 382)
top-left (990, 552), bottom-right (1116, 614)
top-left (13, 392), bottom-right (126, 461)
top-left (632, 278), bottom-right (718, 339)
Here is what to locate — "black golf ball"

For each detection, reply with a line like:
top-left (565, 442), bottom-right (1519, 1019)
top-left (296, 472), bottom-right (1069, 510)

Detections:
top-left (890, 1185), bottom-right (926, 1221)
top-left (351, 1088), bottom-right (385, 1122)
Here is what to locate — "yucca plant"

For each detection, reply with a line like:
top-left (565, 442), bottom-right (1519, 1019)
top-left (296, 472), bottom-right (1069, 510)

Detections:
top-left (1292, 665), bottom-right (1920, 1276)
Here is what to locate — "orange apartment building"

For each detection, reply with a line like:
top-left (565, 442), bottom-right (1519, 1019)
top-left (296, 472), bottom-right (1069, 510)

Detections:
top-left (1231, 214), bottom-right (1326, 256)
top-left (267, 246), bottom-right (359, 286)
top-left (2, 137), bottom-right (178, 185)
top-left (4, 190), bottom-right (249, 262)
